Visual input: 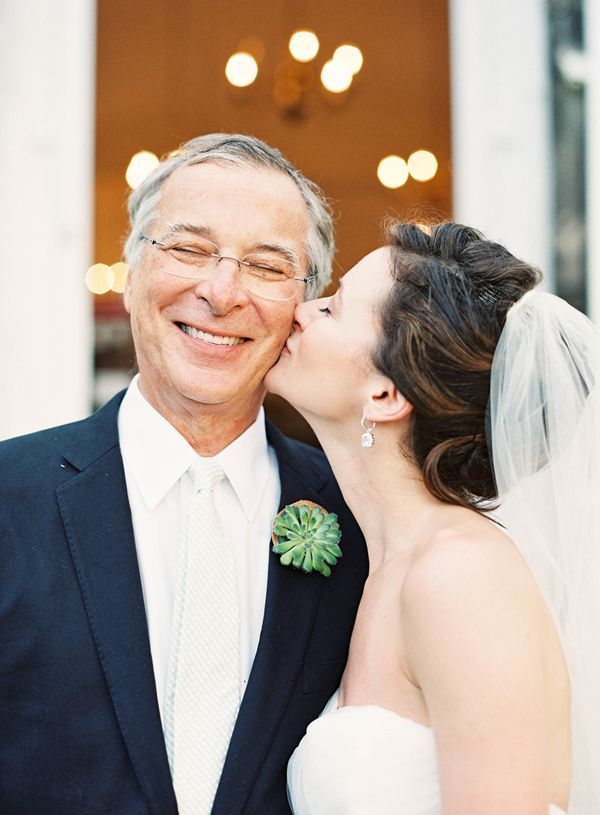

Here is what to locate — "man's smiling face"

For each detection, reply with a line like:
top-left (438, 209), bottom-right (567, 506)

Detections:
top-left (124, 161), bottom-right (310, 425)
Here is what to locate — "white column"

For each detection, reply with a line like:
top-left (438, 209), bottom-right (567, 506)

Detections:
top-left (0, 0), bottom-right (96, 440)
top-left (449, 0), bottom-right (554, 286)
top-left (585, 0), bottom-right (600, 324)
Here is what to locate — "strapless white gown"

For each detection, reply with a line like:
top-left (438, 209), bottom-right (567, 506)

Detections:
top-left (287, 691), bottom-right (567, 815)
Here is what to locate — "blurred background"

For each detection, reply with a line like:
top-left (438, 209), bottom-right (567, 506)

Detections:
top-left (1, 0), bottom-right (598, 441)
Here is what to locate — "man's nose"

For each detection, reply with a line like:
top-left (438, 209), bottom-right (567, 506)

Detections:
top-left (192, 257), bottom-right (250, 314)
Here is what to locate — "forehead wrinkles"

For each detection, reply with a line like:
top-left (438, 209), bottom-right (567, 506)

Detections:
top-left (158, 166), bottom-right (310, 255)
top-left (162, 163), bottom-right (307, 216)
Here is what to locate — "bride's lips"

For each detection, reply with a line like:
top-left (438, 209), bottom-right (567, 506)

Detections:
top-left (281, 337), bottom-right (295, 356)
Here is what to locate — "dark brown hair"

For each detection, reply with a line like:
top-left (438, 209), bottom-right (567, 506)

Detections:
top-left (373, 221), bottom-right (542, 509)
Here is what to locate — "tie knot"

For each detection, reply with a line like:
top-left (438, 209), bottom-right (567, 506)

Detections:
top-left (188, 458), bottom-right (225, 493)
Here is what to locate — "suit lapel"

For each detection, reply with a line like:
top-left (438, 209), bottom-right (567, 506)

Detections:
top-left (213, 424), bottom-right (327, 815)
top-left (57, 394), bottom-right (177, 815)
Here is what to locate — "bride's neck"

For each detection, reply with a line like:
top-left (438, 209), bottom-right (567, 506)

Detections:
top-left (312, 423), bottom-right (442, 572)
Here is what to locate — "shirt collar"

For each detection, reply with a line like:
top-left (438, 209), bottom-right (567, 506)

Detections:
top-left (118, 375), bottom-right (272, 520)
top-left (215, 410), bottom-right (272, 522)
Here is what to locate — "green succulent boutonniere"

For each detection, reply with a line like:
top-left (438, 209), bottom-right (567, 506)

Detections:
top-left (272, 500), bottom-right (343, 577)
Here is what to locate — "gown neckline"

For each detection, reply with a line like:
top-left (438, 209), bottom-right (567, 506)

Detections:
top-left (323, 690), bottom-right (568, 815)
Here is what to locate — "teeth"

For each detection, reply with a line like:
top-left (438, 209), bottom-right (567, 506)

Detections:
top-left (179, 323), bottom-right (246, 346)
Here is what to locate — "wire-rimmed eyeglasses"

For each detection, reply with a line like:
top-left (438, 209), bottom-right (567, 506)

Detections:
top-left (139, 234), bottom-right (317, 302)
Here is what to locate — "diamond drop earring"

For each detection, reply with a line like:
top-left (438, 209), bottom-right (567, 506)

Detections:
top-left (360, 416), bottom-right (376, 448)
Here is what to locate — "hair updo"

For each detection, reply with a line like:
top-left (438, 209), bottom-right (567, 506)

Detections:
top-left (373, 221), bottom-right (542, 510)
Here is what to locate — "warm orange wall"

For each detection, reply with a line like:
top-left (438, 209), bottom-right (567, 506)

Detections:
top-left (95, 0), bottom-right (451, 285)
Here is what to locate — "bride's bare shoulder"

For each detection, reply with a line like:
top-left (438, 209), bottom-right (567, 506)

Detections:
top-left (401, 508), bottom-right (542, 642)
top-left (408, 507), bottom-right (519, 576)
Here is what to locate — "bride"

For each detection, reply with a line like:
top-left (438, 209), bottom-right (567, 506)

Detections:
top-left (266, 221), bottom-right (600, 814)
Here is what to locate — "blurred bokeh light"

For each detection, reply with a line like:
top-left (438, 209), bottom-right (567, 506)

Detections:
top-left (125, 150), bottom-right (159, 190)
top-left (289, 30), bottom-right (320, 63)
top-left (85, 263), bottom-right (115, 294)
top-left (408, 149), bottom-right (438, 182)
top-left (377, 155), bottom-right (409, 188)
top-left (320, 59), bottom-right (353, 93)
top-left (225, 52), bottom-right (259, 87)
top-left (333, 44), bottom-right (363, 75)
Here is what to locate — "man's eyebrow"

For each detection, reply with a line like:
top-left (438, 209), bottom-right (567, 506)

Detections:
top-left (159, 227), bottom-right (299, 263)
top-left (163, 222), bottom-right (214, 240)
top-left (250, 242), bottom-right (299, 264)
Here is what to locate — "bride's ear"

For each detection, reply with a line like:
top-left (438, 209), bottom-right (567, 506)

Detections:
top-left (362, 377), bottom-right (413, 425)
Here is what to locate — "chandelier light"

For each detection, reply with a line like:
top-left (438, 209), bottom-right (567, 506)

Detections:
top-left (320, 59), bottom-right (354, 93)
top-left (225, 31), bottom-right (363, 115)
top-left (332, 44), bottom-right (363, 75)
top-left (289, 30), bottom-right (320, 62)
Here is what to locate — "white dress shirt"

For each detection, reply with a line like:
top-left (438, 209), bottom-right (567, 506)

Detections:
top-left (118, 376), bottom-right (280, 720)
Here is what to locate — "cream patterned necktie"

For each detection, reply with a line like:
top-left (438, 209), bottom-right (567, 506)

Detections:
top-left (164, 458), bottom-right (240, 815)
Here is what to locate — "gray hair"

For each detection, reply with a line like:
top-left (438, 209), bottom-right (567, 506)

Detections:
top-left (123, 133), bottom-right (334, 298)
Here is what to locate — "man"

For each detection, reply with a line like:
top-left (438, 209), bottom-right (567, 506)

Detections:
top-left (0, 134), bottom-right (367, 814)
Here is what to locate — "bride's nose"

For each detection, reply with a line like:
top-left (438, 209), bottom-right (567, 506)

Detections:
top-left (293, 297), bottom-right (326, 331)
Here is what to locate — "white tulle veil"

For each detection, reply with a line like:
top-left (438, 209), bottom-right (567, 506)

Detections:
top-left (489, 291), bottom-right (600, 813)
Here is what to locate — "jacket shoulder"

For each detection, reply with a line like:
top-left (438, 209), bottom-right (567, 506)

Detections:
top-left (0, 391), bottom-right (125, 489)
top-left (1, 416), bottom-right (89, 457)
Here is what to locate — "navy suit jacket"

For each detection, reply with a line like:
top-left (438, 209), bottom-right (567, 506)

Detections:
top-left (0, 392), bottom-right (368, 814)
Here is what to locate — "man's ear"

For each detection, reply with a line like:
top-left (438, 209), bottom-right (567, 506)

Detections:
top-left (122, 267), bottom-right (133, 314)
top-left (362, 377), bottom-right (413, 425)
